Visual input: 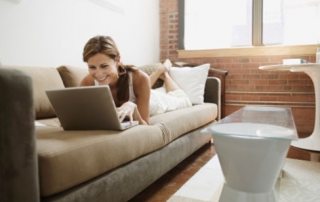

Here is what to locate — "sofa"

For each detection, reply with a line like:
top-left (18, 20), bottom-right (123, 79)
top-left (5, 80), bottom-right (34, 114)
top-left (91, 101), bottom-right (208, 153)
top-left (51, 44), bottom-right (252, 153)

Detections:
top-left (0, 63), bottom-right (222, 202)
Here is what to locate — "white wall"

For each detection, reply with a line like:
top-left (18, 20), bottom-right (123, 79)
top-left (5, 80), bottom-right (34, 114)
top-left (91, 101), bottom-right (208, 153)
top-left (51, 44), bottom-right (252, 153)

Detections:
top-left (0, 0), bottom-right (159, 67)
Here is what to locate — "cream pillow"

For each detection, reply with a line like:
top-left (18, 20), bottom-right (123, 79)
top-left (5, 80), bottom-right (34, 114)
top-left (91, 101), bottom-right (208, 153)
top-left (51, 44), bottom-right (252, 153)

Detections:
top-left (169, 63), bottom-right (210, 104)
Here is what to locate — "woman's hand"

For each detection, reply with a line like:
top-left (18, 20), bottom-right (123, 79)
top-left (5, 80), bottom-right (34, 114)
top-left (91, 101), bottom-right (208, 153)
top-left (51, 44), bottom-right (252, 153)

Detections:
top-left (117, 101), bottom-right (137, 123)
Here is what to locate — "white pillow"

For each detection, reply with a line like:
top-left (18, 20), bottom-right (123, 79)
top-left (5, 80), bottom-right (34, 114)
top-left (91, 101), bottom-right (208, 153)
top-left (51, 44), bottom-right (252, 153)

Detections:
top-left (169, 63), bottom-right (210, 104)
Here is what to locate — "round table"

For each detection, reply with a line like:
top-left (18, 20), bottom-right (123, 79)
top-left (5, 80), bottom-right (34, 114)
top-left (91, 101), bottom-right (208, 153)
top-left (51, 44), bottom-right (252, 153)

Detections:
top-left (259, 63), bottom-right (320, 152)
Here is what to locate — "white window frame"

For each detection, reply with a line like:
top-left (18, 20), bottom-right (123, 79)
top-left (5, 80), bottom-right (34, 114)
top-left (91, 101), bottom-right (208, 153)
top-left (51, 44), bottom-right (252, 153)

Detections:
top-left (178, 0), bottom-right (319, 58)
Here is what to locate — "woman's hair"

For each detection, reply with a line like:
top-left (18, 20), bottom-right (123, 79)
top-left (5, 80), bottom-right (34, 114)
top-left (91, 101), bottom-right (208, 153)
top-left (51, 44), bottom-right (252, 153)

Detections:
top-left (83, 36), bottom-right (137, 104)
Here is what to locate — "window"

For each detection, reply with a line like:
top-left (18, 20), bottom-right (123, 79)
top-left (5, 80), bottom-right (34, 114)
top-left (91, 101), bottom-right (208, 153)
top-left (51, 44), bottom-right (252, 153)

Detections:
top-left (180, 0), bottom-right (320, 50)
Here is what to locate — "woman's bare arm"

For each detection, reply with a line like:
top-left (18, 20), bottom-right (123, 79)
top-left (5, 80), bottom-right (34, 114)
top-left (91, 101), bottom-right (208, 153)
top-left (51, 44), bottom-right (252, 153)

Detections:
top-left (132, 70), bottom-right (151, 125)
top-left (80, 74), bottom-right (94, 86)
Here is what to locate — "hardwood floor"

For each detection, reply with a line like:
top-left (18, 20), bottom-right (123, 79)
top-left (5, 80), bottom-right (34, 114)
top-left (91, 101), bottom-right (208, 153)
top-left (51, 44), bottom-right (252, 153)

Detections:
top-left (130, 137), bottom-right (320, 202)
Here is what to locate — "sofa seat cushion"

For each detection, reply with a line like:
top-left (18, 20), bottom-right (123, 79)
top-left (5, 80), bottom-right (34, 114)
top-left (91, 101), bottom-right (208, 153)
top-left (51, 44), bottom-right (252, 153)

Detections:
top-left (150, 103), bottom-right (217, 145)
top-left (36, 125), bottom-right (164, 197)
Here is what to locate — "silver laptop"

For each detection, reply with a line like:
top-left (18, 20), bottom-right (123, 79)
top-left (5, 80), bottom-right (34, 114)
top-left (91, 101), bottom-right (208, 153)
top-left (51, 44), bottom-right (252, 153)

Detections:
top-left (45, 86), bottom-right (139, 130)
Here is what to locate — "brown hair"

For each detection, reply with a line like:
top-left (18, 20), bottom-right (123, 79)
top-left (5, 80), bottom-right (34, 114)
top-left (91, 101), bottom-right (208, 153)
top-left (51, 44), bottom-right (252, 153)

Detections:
top-left (83, 36), bottom-right (137, 104)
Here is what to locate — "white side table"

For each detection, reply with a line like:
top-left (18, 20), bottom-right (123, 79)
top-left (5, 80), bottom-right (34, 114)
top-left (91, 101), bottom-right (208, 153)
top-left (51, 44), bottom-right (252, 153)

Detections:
top-left (259, 63), bottom-right (320, 152)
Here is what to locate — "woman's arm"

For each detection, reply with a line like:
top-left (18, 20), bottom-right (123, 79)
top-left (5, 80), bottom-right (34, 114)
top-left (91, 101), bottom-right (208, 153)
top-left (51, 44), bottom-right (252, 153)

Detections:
top-left (80, 74), bottom-right (94, 86)
top-left (132, 70), bottom-right (151, 125)
top-left (117, 70), bottom-right (150, 125)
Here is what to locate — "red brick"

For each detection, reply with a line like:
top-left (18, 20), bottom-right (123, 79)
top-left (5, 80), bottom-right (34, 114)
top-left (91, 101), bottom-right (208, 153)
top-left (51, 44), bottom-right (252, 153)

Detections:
top-left (260, 62), bottom-right (280, 66)
top-left (279, 94), bottom-right (315, 102)
top-left (224, 63), bottom-right (243, 69)
top-left (230, 80), bottom-right (249, 85)
top-left (259, 96), bottom-right (278, 101)
top-left (255, 85), bottom-right (283, 91)
top-left (226, 85), bottom-right (238, 91)
top-left (225, 94), bottom-right (241, 100)
top-left (216, 58), bottom-right (233, 63)
top-left (293, 86), bottom-right (315, 92)
top-left (241, 95), bottom-right (260, 101)
top-left (233, 58), bottom-right (250, 63)
top-left (235, 85), bottom-right (255, 91)
top-left (242, 74), bottom-right (260, 79)
top-left (243, 63), bottom-right (261, 69)
top-left (279, 73), bottom-right (299, 80)
top-left (288, 80), bottom-right (308, 85)
top-left (269, 80), bottom-right (287, 85)
top-left (261, 74), bottom-right (279, 79)
top-left (300, 74), bottom-right (312, 79)
top-left (229, 69), bottom-right (251, 75)
top-left (227, 74), bottom-right (243, 80)
top-left (251, 57), bottom-right (269, 63)
top-left (250, 79), bottom-right (269, 85)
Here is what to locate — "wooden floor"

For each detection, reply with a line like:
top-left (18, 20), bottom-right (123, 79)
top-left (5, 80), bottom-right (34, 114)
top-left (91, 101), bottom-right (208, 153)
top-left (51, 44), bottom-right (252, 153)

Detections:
top-left (129, 135), bottom-right (320, 202)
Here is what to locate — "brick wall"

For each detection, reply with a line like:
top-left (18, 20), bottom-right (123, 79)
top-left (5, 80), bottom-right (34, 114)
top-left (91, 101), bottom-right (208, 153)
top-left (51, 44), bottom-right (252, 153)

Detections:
top-left (160, 0), bottom-right (316, 136)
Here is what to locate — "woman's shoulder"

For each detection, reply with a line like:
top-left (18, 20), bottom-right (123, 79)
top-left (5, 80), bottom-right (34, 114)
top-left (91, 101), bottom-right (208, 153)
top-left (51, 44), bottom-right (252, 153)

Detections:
top-left (80, 74), bottom-right (95, 86)
top-left (132, 69), bottom-right (150, 89)
top-left (132, 68), bottom-right (149, 80)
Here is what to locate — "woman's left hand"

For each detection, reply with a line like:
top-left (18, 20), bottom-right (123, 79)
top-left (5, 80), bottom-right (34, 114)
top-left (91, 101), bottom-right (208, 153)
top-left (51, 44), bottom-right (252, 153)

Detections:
top-left (117, 101), bottom-right (137, 123)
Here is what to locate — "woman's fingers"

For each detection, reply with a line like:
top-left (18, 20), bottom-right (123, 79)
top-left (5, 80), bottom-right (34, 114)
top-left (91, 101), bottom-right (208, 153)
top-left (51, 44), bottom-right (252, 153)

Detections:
top-left (128, 113), bottom-right (134, 124)
top-left (118, 110), bottom-right (126, 122)
top-left (117, 101), bottom-right (136, 123)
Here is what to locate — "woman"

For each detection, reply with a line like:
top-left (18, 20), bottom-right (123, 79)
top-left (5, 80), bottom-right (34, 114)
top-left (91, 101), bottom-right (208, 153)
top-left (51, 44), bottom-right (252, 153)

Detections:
top-left (80, 36), bottom-right (191, 125)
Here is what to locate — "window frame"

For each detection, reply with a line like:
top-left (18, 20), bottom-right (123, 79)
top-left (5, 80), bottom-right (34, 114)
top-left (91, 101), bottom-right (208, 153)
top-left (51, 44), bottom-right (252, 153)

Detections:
top-left (178, 0), bottom-right (318, 58)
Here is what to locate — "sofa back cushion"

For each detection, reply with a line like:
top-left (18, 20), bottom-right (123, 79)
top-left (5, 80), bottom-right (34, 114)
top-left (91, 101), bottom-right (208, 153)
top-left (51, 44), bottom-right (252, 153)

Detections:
top-left (57, 65), bottom-right (88, 87)
top-left (3, 65), bottom-right (65, 119)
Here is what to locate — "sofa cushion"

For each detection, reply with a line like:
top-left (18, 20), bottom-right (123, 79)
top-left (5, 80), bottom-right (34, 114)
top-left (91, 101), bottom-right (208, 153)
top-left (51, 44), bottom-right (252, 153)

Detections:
top-left (36, 125), bottom-right (164, 197)
top-left (3, 65), bottom-right (65, 119)
top-left (169, 64), bottom-right (210, 104)
top-left (36, 103), bottom-right (216, 196)
top-left (150, 103), bottom-right (217, 145)
top-left (57, 65), bottom-right (88, 87)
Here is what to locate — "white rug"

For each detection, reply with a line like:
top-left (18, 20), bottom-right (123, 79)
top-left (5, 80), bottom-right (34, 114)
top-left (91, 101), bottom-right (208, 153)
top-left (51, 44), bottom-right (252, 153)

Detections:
top-left (167, 156), bottom-right (320, 202)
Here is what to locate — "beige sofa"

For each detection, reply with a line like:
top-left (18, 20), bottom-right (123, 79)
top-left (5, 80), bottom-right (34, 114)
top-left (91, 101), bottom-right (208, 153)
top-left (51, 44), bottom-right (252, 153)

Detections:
top-left (0, 63), bottom-right (221, 202)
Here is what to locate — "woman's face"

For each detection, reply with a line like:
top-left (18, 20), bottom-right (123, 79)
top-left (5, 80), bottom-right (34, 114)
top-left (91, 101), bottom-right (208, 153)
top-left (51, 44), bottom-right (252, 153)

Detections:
top-left (87, 53), bottom-right (119, 86)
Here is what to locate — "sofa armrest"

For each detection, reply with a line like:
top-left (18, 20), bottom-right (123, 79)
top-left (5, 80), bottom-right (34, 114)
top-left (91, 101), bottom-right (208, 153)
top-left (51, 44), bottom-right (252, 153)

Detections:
top-left (208, 68), bottom-right (228, 118)
top-left (204, 77), bottom-right (221, 120)
top-left (0, 68), bottom-right (40, 202)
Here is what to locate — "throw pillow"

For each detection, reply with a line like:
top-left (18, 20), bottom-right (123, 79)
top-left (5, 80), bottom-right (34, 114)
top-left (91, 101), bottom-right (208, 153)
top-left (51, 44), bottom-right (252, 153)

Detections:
top-left (57, 65), bottom-right (88, 87)
top-left (169, 63), bottom-right (210, 104)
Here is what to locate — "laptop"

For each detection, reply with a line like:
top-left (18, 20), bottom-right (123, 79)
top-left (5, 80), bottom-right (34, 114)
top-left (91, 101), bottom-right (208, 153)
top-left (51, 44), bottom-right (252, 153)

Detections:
top-left (45, 86), bottom-right (139, 130)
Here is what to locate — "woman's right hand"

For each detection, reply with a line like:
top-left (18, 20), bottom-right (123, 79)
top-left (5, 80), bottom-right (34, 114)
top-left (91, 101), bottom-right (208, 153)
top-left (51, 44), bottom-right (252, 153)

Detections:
top-left (117, 101), bottom-right (137, 124)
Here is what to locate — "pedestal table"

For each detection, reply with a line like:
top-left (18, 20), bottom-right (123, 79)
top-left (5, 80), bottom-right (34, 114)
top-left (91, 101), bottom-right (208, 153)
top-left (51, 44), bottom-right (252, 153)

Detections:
top-left (259, 63), bottom-right (320, 152)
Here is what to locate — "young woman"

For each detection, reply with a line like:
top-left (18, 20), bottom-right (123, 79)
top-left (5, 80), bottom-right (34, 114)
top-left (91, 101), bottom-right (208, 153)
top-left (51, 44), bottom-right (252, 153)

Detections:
top-left (80, 36), bottom-right (191, 125)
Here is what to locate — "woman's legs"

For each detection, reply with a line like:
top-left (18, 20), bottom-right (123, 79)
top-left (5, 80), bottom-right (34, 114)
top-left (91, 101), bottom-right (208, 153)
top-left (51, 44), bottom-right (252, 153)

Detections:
top-left (149, 59), bottom-right (181, 92)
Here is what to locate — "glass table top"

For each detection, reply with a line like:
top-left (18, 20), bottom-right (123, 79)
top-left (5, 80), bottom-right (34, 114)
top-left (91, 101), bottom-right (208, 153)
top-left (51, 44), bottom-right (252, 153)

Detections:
top-left (202, 106), bottom-right (298, 140)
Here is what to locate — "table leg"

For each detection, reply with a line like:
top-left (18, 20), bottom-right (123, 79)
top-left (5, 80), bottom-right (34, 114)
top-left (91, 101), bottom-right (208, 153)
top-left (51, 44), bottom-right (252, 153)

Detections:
top-left (291, 70), bottom-right (320, 151)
